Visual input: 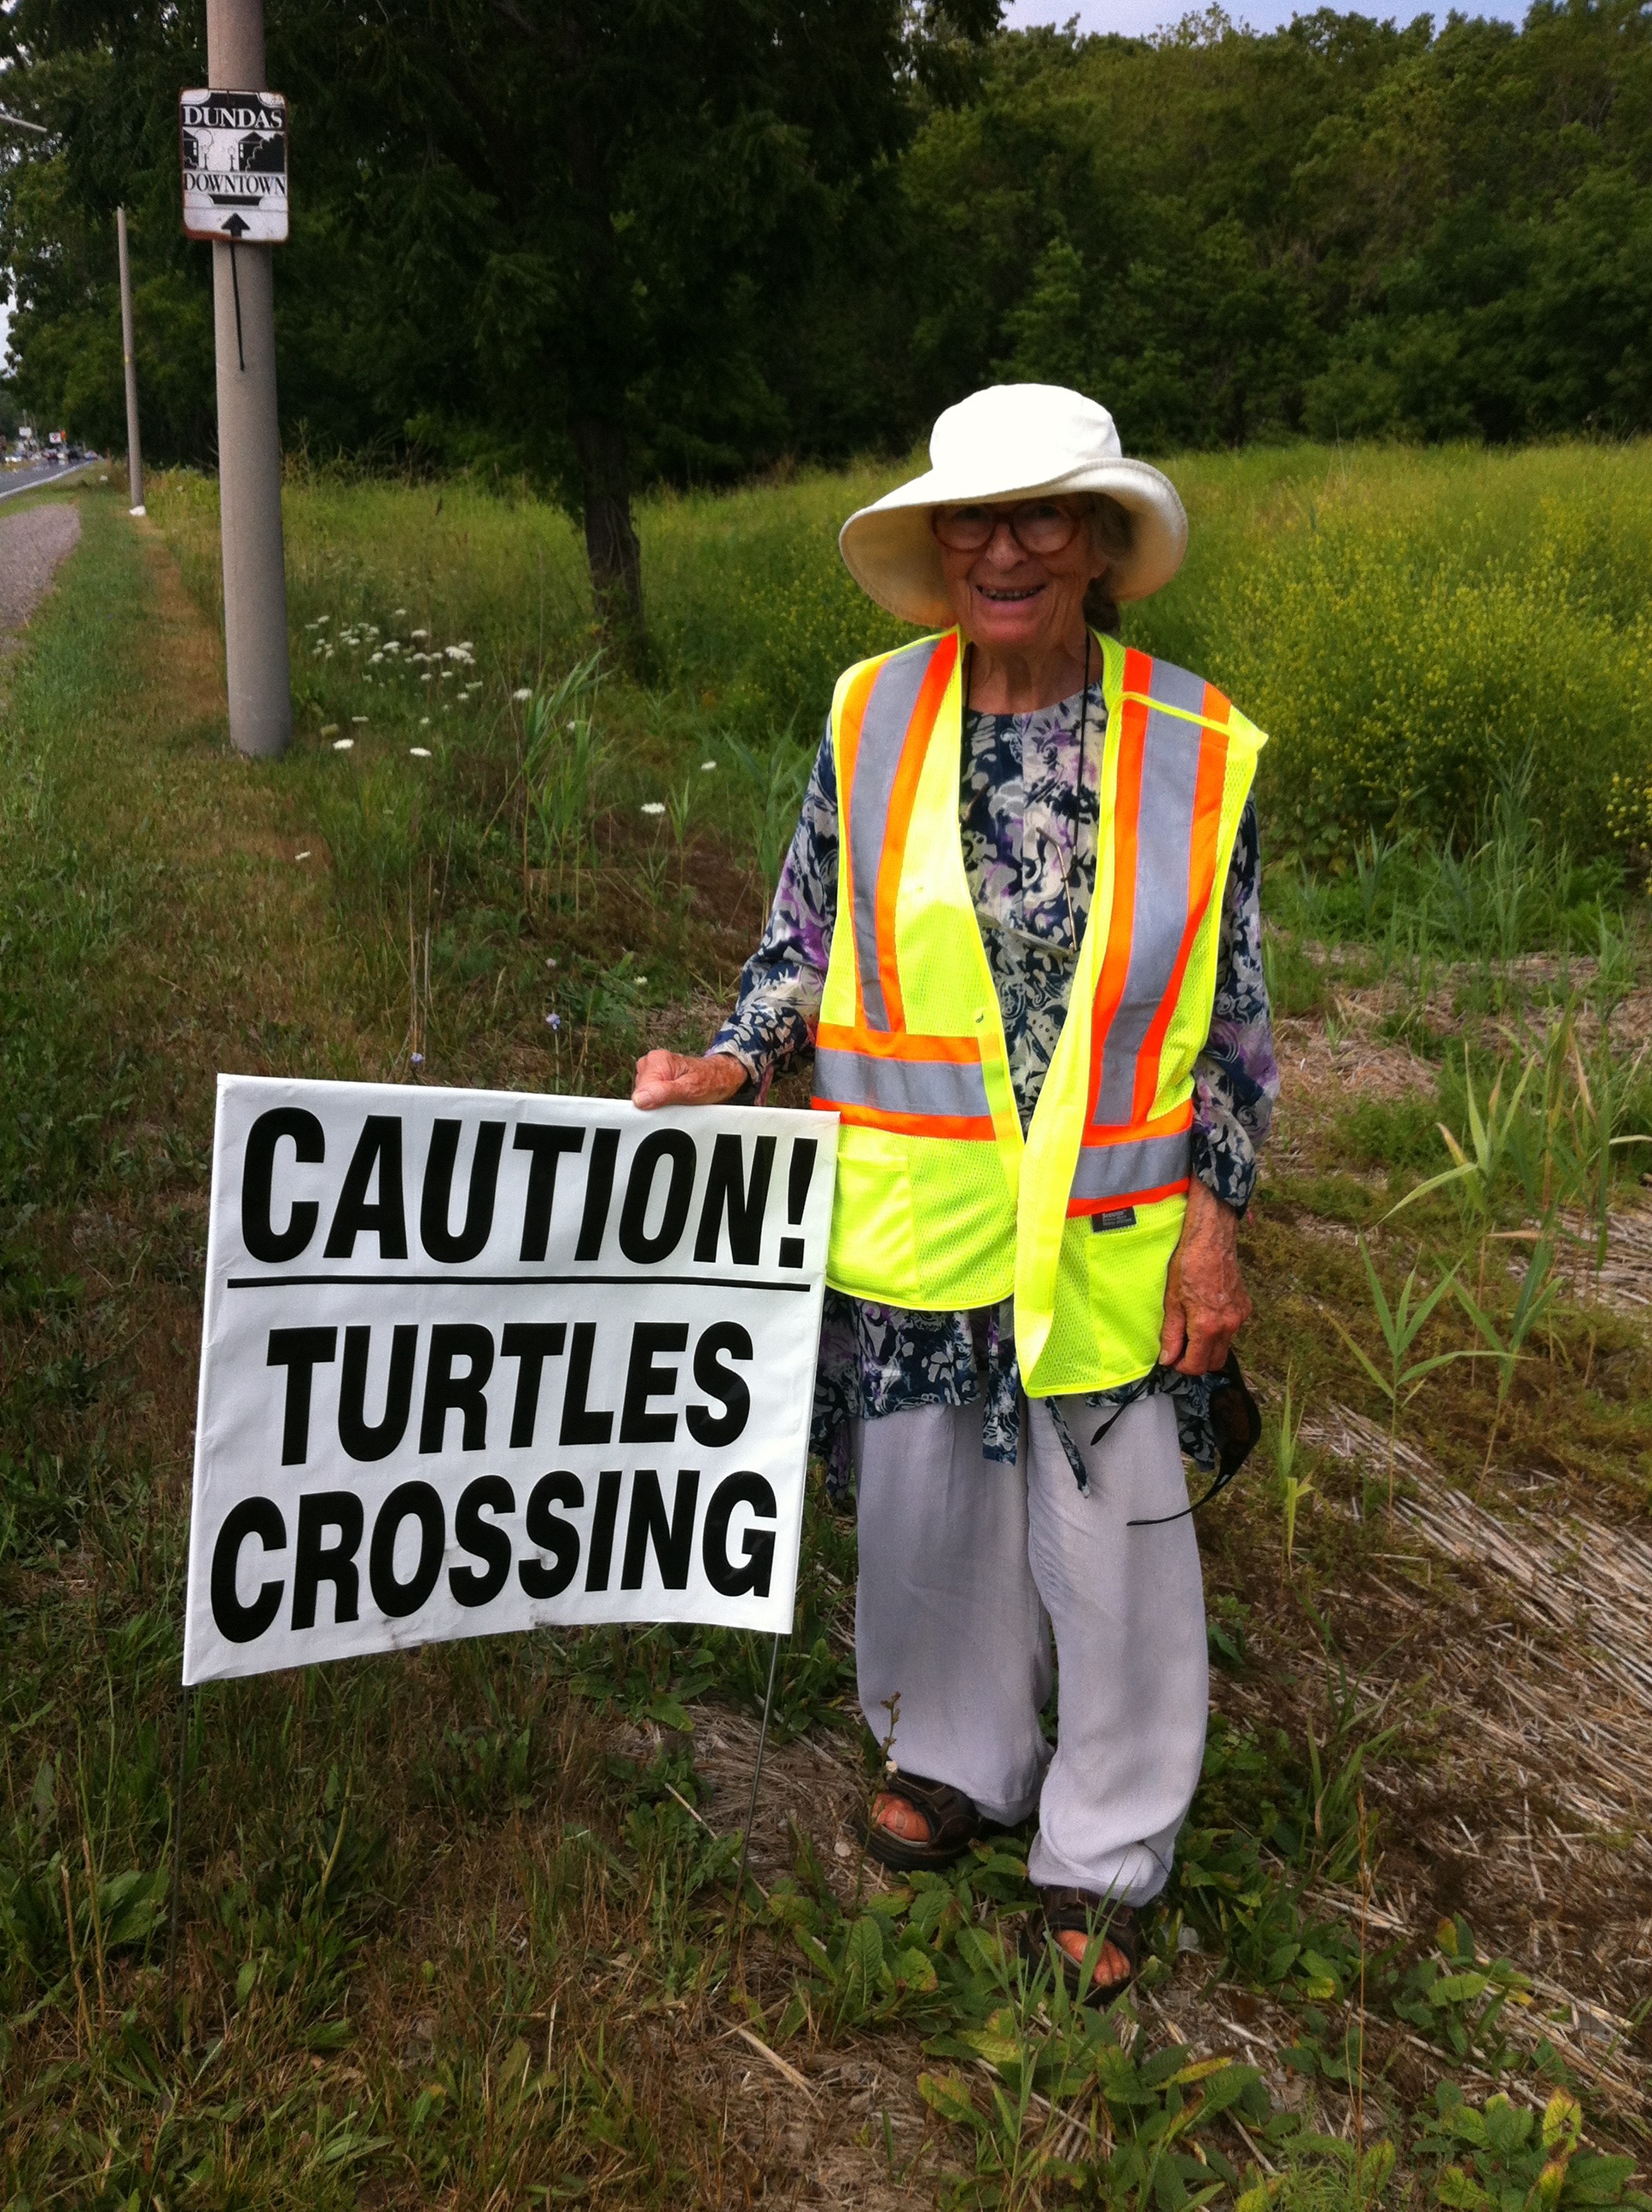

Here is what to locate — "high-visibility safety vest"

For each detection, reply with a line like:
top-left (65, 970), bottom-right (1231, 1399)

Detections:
top-left (810, 626), bottom-right (1265, 1398)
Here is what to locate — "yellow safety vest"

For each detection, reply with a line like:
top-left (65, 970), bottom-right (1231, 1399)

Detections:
top-left (810, 626), bottom-right (1265, 1397)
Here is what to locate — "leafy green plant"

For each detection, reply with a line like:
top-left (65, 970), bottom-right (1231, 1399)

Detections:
top-left (1391, 1917), bottom-right (1533, 2078)
top-left (1329, 1238), bottom-right (1467, 1510)
top-left (1452, 1233), bottom-right (1560, 1483)
top-left (1411, 2084), bottom-right (1651, 2212)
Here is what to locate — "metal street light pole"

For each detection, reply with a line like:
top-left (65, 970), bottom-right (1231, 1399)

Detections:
top-left (116, 208), bottom-right (145, 515)
top-left (206, 0), bottom-right (290, 759)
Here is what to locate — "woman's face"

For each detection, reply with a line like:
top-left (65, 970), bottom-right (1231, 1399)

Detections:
top-left (934, 499), bottom-right (1108, 660)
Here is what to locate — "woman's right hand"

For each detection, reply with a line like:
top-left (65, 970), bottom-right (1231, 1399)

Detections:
top-left (631, 1050), bottom-right (748, 1111)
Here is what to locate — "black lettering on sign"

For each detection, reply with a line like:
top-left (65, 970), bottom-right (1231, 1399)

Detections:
top-left (241, 1107), bottom-right (323, 1262)
top-left (267, 1327), bottom-right (338, 1465)
top-left (574, 1128), bottom-right (620, 1260)
top-left (450, 1475), bottom-right (515, 1607)
top-left (621, 1468), bottom-right (700, 1591)
top-left (210, 1496), bottom-right (286, 1643)
top-left (693, 1133), bottom-right (775, 1266)
top-left (620, 1323), bottom-right (688, 1443)
top-left (521, 1471), bottom-right (583, 1598)
top-left (585, 1468), bottom-right (623, 1590)
top-left (323, 1116), bottom-right (409, 1260)
top-left (780, 1138), bottom-right (818, 1268)
top-left (618, 1129), bottom-right (696, 1264)
top-left (421, 1120), bottom-right (506, 1263)
top-left (420, 1324), bottom-right (493, 1452)
top-left (514, 1124), bottom-right (585, 1260)
top-left (685, 1322), bottom-right (753, 1447)
top-left (292, 1492), bottom-right (364, 1628)
top-left (501, 1322), bottom-right (567, 1448)
top-left (702, 1471), bottom-right (777, 1598)
top-left (559, 1321), bottom-right (614, 1446)
top-left (338, 1324), bottom-right (416, 1461)
top-left (369, 1481), bottom-right (445, 1618)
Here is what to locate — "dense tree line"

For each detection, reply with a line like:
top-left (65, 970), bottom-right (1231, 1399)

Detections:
top-left (4, 0), bottom-right (1650, 610)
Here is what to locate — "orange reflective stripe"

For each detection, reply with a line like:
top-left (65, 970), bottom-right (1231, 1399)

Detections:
top-left (816, 1021), bottom-right (980, 1064)
top-left (1084, 690), bottom-right (1146, 1125)
top-left (817, 1100), bottom-right (997, 1142)
top-left (1129, 725), bottom-right (1229, 1125)
top-left (1068, 1177), bottom-right (1191, 1217)
top-left (872, 632), bottom-right (958, 1032)
top-left (1079, 1099), bottom-right (1195, 1147)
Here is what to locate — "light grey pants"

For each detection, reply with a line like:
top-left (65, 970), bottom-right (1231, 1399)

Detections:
top-left (853, 1394), bottom-right (1207, 1904)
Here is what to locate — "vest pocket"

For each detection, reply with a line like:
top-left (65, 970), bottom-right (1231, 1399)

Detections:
top-left (1084, 1196), bottom-right (1185, 1382)
top-left (826, 1129), bottom-right (920, 1301)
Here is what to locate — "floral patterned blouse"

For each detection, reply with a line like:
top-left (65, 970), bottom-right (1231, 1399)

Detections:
top-left (710, 674), bottom-right (1278, 1493)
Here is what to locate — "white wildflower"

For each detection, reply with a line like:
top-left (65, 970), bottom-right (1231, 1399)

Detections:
top-left (369, 652), bottom-right (384, 664)
top-left (351, 714), bottom-right (369, 725)
top-left (332, 737), bottom-right (354, 752)
top-left (294, 850), bottom-right (311, 861)
top-left (410, 746), bottom-right (432, 758)
top-left (701, 759), bottom-right (718, 771)
top-left (410, 627), bottom-right (429, 640)
top-left (640, 802), bottom-right (666, 817)
top-left (513, 687), bottom-right (532, 701)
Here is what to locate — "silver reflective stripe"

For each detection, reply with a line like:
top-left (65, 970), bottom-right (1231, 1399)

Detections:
top-left (1069, 1128), bottom-right (1191, 1202)
top-left (1147, 658), bottom-right (1209, 718)
top-left (1091, 704), bottom-right (1201, 1126)
top-left (847, 638), bottom-right (943, 1032)
top-left (814, 1047), bottom-right (990, 1121)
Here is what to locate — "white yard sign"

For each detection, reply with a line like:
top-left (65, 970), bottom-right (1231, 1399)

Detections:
top-left (179, 90), bottom-right (289, 244)
top-left (183, 1078), bottom-right (837, 1685)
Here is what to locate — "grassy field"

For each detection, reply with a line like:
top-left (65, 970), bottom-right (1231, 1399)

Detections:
top-left (6, 454), bottom-right (1652, 2209)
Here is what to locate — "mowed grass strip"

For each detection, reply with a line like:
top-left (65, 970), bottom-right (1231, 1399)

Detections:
top-left (0, 489), bottom-right (842, 2209)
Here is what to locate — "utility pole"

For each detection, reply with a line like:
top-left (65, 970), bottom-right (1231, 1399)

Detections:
top-left (205, 0), bottom-right (290, 758)
top-left (116, 209), bottom-right (145, 516)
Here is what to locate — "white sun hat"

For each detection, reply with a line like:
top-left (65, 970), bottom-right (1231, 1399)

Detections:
top-left (839, 383), bottom-right (1189, 627)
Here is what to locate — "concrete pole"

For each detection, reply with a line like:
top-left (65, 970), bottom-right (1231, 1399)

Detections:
top-left (115, 208), bottom-right (146, 516)
top-left (207, 0), bottom-right (290, 758)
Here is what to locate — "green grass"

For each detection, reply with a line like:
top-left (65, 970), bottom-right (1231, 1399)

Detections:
top-left (8, 469), bottom-right (1652, 2208)
top-left (154, 438), bottom-right (1652, 882)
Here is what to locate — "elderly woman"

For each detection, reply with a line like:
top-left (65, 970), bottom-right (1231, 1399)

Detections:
top-left (633, 384), bottom-right (1277, 2000)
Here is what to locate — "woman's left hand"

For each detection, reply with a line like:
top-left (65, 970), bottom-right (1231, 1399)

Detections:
top-left (1159, 1181), bottom-right (1252, 1376)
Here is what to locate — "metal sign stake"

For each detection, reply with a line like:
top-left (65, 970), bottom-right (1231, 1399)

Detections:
top-left (731, 1632), bottom-right (784, 1923)
top-left (166, 1685), bottom-right (191, 2033)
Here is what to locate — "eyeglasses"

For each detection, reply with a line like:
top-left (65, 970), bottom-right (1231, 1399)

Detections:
top-left (931, 499), bottom-right (1087, 556)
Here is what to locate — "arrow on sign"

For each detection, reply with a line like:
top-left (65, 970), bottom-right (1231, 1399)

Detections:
top-left (222, 212), bottom-right (250, 237)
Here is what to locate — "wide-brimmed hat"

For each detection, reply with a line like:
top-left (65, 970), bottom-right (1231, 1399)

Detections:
top-left (839, 383), bottom-right (1188, 627)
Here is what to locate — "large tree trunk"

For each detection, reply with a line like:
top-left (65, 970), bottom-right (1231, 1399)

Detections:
top-left (572, 411), bottom-right (645, 667)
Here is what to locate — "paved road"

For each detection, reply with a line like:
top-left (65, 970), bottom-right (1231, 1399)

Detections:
top-left (0, 457), bottom-right (97, 503)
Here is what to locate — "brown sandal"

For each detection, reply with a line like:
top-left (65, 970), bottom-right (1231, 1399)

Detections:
top-left (1025, 1887), bottom-right (1141, 2004)
top-left (859, 1770), bottom-right (984, 1871)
